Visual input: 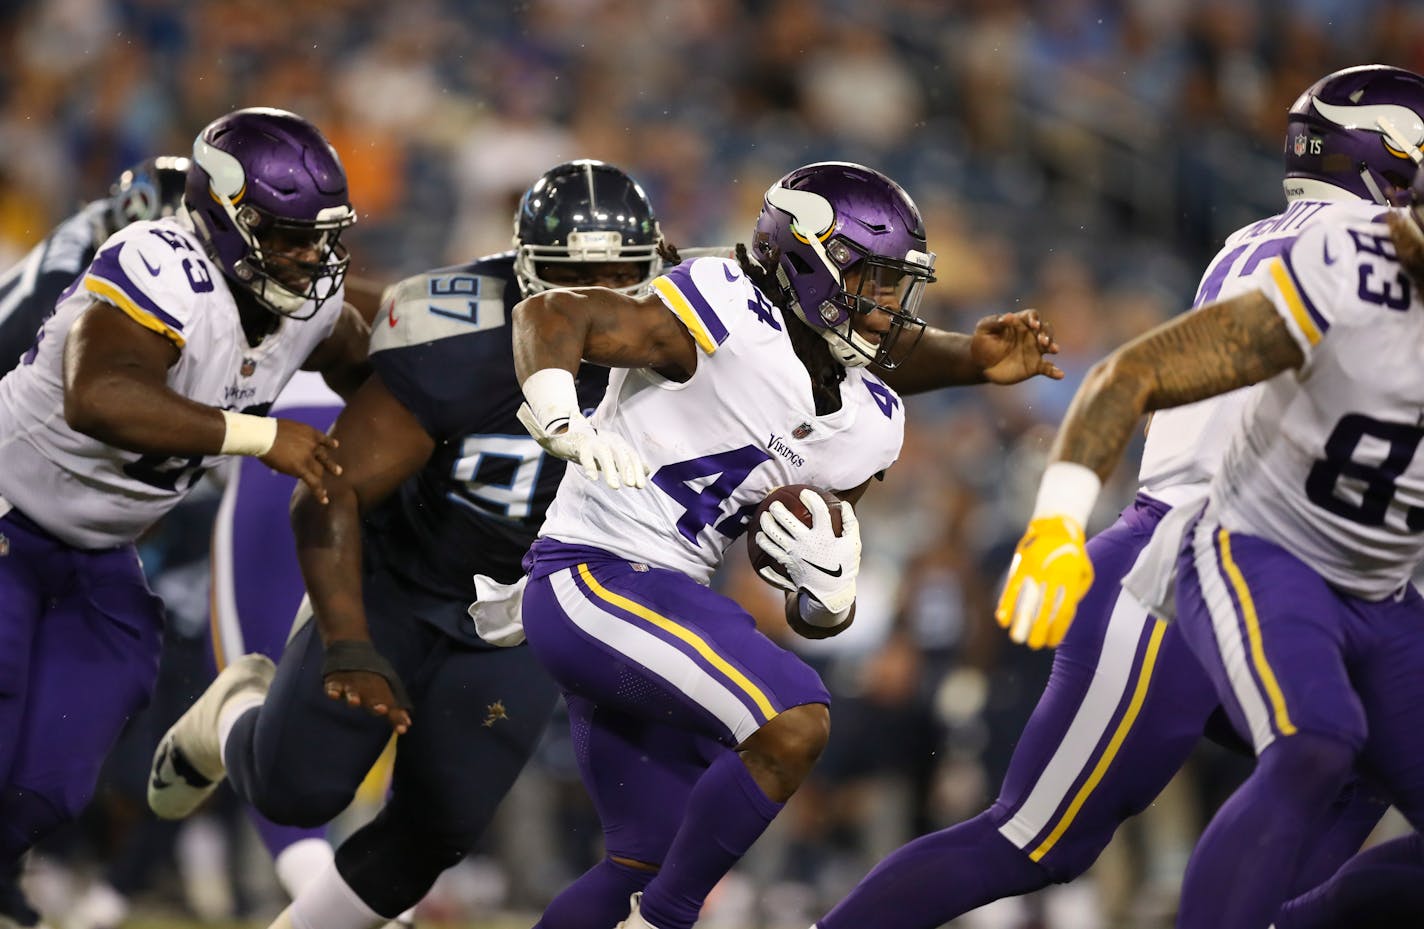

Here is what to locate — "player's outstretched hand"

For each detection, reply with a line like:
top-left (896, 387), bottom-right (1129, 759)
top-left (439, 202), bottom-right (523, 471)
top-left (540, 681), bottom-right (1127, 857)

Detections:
top-left (322, 639), bottom-right (414, 734)
top-left (260, 419), bottom-right (341, 504)
top-left (995, 515), bottom-right (1093, 649)
top-left (324, 670), bottom-right (412, 734)
top-left (516, 403), bottom-right (650, 490)
top-left (972, 309), bottom-right (1064, 384)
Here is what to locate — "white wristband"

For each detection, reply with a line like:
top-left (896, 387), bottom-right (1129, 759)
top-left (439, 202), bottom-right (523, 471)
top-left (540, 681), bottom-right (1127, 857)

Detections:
top-left (521, 368), bottom-right (581, 434)
top-left (1031, 461), bottom-right (1102, 528)
top-left (797, 591), bottom-right (853, 629)
top-left (220, 410), bottom-right (278, 456)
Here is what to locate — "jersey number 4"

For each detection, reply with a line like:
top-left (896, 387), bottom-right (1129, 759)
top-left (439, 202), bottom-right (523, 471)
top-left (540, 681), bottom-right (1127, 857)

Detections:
top-left (652, 445), bottom-right (773, 543)
top-left (1306, 413), bottom-right (1424, 531)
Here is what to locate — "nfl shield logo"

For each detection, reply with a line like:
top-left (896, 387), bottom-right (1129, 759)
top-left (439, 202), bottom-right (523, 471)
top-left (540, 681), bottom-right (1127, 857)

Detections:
top-left (1293, 134), bottom-right (1308, 157)
top-left (0, 534), bottom-right (9, 557)
top-left (792, 422), bottom-right (813, 439)
top-left (240, 357), bottom-right (257, 377)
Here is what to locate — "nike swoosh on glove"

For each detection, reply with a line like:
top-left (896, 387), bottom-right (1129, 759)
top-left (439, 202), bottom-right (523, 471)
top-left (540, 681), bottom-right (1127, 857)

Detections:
top-left (516, 403), bottom-right (650, 490)
top-left (754, 489), bottom-right (860, 615)
top-left (995, 515), bottom-right (1094, 649)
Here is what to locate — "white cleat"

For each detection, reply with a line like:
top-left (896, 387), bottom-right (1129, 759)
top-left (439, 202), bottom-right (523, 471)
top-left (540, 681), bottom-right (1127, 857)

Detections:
top-left (148, 653), bottom-right (274, 819)
top-left (615, 892), bottom-right (664, 929)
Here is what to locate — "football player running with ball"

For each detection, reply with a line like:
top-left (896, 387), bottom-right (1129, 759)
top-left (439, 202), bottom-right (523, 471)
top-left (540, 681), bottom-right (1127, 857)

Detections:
top-left (513, 161), bottom-right (1054, 929)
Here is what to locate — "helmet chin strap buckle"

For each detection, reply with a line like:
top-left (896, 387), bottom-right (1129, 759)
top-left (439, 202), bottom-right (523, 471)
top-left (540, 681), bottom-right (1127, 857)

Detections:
top-left (818, 324), bottom-right (875, 368)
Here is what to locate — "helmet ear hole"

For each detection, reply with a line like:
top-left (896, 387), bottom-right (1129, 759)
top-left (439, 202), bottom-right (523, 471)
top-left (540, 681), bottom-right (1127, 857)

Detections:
top-left (785, 252), bottom-right (813, 275)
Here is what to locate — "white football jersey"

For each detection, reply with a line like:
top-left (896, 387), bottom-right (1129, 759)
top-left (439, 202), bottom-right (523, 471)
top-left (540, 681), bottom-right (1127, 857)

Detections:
top-left (1139, 199), bottom-right (1340, 506)
top-left (0, 216), bottom-right (342, 548)
top-left (1214, 200), bottom-right (1424, 598)
top-left (538, 257), bottom-right (905, 585)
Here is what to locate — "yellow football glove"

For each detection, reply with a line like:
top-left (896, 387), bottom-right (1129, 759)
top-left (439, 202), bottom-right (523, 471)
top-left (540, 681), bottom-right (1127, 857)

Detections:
top-left (995, 515), bottom-right (1094, 649)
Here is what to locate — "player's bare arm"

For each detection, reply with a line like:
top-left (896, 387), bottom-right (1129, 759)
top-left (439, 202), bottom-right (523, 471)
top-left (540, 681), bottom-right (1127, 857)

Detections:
top-left (1053, 291), bottom-right (1304, 479)
top-left (291, 374), bottom-right (435, 734)
top-left (997, 290), bottom-right (1303, 649)
top-left (340, 274), bottom-right (387, 324)
top-left (512, 286), bottom-right (698, 381)
top-left (302, 300), bottom-right (372, 400)
top-left (880, 309), bottom-right (1063, 394)
top-left (63, 300), bottom-right (214, 452)
top-left (64, 300), bottom-right (340, 500)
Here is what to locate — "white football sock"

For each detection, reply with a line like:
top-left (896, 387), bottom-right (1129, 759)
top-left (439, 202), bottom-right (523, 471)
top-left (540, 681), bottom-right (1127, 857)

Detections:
top-left (287, 861), bottom-right (384, 929)
top-left (216, 693), bottom-right (265, 771)
top-left (273, 837), bottom-right (335, 900)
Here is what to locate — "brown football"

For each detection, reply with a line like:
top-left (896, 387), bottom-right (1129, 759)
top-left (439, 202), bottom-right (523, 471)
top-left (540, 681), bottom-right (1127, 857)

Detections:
top-left (747, 484), bottom-right (843, 581)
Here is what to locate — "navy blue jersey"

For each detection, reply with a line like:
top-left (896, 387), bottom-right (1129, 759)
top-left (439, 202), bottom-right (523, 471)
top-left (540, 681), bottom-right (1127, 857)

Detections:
top-left (365, 252), bottom-right (609, 600)
top-left (0, 202), bottom-right (107, 374)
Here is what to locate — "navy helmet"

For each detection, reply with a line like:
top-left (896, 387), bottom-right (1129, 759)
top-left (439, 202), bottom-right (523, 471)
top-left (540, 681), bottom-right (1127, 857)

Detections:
top-left (513, 159), bottom-right (663, 297)
top-left (108, 155), bottom-right (191, 235)
top-left (184, 107), bottom-right (356, 318)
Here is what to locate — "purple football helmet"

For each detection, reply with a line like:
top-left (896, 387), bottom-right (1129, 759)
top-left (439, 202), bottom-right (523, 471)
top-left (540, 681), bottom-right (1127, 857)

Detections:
top-left (751, 162), bottom-right (936, 369)
top-left (1285, 65), bottom-right (1424, 205)
top-left (184, 107), bottom-right (356, 318)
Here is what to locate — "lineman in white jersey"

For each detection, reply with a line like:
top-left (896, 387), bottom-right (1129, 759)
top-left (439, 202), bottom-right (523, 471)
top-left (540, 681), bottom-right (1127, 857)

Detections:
top-left (514, 162), bottom-right (937, 929)
top-left (0, 106), bottom-right (365, 915)
top-left (999, 132), bottom-right (1424, 929)
top-left (813, 65), bottom-right (1424, 929)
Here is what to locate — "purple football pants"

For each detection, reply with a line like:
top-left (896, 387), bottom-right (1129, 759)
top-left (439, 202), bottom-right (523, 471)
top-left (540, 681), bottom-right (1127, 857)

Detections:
top-left (1174, 516), bottom-right (1424, 929)
top-left (818, 496), bottom-right (1387, 929)
top-left (0, 505), bottom-right (163, 865)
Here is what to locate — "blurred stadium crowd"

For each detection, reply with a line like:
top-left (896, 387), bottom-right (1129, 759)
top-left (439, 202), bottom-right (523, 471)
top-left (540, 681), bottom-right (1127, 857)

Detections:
top-left (3, 1), bottom-right (1422, 927)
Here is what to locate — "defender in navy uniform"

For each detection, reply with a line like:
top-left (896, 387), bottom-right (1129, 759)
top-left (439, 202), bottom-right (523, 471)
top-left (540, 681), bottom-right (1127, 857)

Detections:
top-left (150, 160), bottom-right (1065, 929)
top-left (0, 157), bottom-right (190, 375)
top-left (149, 160), bottom-right (650, 929)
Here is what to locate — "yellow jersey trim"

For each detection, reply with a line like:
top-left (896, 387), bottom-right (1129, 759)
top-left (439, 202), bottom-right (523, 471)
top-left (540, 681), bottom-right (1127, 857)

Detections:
top-left (85, 276), bottom-right (186, 348)
top-left (652, 278), bottom-right (718, 355)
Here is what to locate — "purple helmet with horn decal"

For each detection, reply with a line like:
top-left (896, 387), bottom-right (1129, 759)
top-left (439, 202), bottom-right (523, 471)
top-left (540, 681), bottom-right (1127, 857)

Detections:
top-left (183, 107), bottom-right (356, 319)
top-left (1284, 65), bottom-right (1424, 205)
top-left (751, 162), bottom-right (936, 369)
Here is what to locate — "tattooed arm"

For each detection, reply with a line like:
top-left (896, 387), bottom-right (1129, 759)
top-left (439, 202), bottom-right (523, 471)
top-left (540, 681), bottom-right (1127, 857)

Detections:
top-left (994, 289), bottom-right (1304, 649)
top-left (1051, 289), bottom-right (1304, 479)
top-left (512, 286), bottom-right (699, 383)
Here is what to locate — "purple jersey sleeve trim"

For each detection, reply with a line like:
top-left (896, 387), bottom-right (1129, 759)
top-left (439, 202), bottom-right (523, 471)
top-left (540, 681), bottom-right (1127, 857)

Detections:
top-left (86, 244), bottom-right (186, 333)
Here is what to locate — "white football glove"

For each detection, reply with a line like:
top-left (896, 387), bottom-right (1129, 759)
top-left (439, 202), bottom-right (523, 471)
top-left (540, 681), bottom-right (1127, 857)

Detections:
top-left (754, 490), bottom-right (860, 615)
top-left (516, 403), bottom-right (649, 490)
